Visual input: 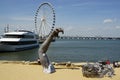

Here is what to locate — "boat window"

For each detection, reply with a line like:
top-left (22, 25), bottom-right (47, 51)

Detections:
top-left (23, 35), bottom-right (34, 38)
top-left (3, 35), bottom-right (34, 39)
top-left (3, 35), bottom-right (23, 38)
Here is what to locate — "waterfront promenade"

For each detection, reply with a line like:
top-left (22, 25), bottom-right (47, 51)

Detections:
top-left (57, 36), bottom-right (120, 40)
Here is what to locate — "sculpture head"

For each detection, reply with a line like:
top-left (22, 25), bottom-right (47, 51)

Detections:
top-left (54, 28), bottom-right (64, 37)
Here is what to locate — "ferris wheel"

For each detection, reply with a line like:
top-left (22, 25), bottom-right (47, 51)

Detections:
top-left (35, 2), bottom-right (55, 39)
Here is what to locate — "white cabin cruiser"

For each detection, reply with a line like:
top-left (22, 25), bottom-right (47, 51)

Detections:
top-left (0, 30), bottom-right (39, 52)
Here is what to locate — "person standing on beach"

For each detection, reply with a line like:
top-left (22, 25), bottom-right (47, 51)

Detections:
top-left (106, 60), bottom-right (110, 65)
top-left (38, 28), bottom-right (64, 73)
top-left (106, 60), bottom-right (114, 77)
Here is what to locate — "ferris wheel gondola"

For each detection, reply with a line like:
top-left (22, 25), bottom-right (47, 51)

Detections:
top-left (35, 2), bottom-right (55, 43)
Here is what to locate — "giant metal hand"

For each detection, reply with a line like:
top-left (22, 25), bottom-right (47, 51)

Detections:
top-left (38, 28), bottom-right (64, 73)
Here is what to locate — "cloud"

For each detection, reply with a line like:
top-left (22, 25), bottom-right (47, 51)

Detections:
top-left (11, 17), bottom-right (33, 21)
top-left (116, 26), bottom-right (120, 29)
top-left (103, 19), bottom-right (113, 23)
top-left (64, 26), bottom-right (74, 31)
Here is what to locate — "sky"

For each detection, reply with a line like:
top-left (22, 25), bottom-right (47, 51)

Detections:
top-left (0, 0), bottom-right (120, 37)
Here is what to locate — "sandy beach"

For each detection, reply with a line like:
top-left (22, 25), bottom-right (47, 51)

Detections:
top-left (0, 61), bottom-right (120, 80)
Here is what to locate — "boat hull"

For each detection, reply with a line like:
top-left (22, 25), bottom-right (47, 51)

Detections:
top-left (0, 44), bottom-right (39, 52)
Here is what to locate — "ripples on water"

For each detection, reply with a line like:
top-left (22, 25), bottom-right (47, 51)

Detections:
top-left (0, 40), bottom-right (120, 62)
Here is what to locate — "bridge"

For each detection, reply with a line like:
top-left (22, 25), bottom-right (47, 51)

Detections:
top-left (56, 36), bottom-right (120, 40)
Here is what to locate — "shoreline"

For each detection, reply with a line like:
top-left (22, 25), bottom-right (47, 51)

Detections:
top-left (0, 60), bottom-right (120, 80)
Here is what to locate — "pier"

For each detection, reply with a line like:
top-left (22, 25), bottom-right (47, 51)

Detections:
top-left (56, 36), bottom-right (120, 40)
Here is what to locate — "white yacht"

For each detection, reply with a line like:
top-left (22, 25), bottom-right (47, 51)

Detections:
top-left (0, 30), bottom-right (39, 52)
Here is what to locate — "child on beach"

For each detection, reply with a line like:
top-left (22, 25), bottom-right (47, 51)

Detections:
top-left (37, 58), bottom-right (41, 65)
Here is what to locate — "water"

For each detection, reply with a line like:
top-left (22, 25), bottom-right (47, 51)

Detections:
top-left (0, 40), bottom-right (120, 62)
